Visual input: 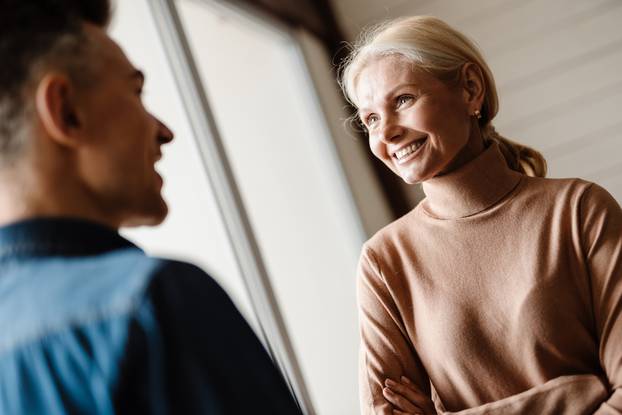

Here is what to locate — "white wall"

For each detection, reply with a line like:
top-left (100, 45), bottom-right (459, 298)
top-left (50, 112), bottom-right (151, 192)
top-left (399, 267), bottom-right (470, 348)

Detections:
top-left (330, 0), bottom-right (622, 202)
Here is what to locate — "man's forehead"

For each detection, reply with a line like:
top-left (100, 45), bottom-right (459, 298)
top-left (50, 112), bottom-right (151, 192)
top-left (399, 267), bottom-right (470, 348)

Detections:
top-left (82, 22), bottom-right (135, 71)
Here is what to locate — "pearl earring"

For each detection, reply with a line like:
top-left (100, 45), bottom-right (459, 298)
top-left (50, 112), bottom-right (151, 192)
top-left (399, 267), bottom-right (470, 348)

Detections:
top-left (473, 109), bottom-right (482, 119)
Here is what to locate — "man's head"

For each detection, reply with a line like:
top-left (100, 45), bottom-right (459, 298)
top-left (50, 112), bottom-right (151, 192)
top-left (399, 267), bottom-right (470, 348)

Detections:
top-left (0, 0), bottom-right (174, 228)
top-left (0, 0), bottom-right (112, 160)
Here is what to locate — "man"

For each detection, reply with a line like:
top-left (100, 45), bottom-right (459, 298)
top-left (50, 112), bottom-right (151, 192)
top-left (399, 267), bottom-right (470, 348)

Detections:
top-left (0, 0), bottom-right (301, 413)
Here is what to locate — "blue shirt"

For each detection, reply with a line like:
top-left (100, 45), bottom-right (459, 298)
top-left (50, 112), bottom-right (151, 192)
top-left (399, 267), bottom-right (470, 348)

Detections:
top-left (0, 217), bottom-right (301, 414)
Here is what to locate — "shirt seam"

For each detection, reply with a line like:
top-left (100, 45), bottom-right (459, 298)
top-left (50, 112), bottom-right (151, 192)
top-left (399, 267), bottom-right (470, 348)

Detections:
top-left (576, 183), bottom-right (599, 343)
top-left (459, 375), bottom-right (605, 413)
top-left (0, 298), bottom-right (139, 358)
top-left (0, 258), bottom-right (161, 357)
top-left (362, 246), bottom-right (420, 412)
top-left (362, 247), bottom-right (389, 413)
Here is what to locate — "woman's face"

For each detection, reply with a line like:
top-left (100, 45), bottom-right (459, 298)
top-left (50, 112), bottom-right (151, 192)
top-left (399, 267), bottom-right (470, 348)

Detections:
top-left (354, 55), bottom-right (482, 184)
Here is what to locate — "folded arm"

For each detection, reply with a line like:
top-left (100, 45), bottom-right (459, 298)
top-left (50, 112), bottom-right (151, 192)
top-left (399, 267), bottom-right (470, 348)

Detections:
top-left (388, 374), bottom-right (608, 415)
top-left (357, 246), bottom-right (437, 414)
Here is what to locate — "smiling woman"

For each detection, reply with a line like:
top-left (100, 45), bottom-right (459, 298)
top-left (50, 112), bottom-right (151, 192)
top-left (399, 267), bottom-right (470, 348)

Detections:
top-left (340, 15), bottom-right (622, 415)
top-left (341, 17), bottom-right (546, 183)
top-left (353, 55), bottom-right (486, 185)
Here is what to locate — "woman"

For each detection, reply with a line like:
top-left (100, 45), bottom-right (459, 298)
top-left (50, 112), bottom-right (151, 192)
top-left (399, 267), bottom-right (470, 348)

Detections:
top-left (340, 16), bottom-right (622, 414)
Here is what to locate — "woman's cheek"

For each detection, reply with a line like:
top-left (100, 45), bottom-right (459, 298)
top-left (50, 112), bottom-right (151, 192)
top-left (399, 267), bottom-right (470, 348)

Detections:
top-left (369, 137), bottom-right (383, 159)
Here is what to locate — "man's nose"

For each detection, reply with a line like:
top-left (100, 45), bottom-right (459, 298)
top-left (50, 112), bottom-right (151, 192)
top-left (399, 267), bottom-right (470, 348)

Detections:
top-left (156, 118), bottom-right (174, 145)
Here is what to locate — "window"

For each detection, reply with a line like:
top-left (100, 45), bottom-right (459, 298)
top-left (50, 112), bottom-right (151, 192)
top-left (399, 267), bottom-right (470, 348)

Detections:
top-left (110, 1), bottom-right (389, 412)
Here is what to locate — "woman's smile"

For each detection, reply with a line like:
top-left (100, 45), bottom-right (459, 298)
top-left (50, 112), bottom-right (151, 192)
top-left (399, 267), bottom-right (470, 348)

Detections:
top-left (393, 136), bottom-right (428, 165)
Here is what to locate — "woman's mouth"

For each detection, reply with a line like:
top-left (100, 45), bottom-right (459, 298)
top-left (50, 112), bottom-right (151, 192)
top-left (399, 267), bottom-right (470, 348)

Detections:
top-left (394, 136), bottom-right (428, 164)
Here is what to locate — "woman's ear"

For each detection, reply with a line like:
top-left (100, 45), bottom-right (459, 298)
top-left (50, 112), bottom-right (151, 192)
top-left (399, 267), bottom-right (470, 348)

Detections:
top-left (35, 73), bottom-right (84, 148)
top-left (460, 62), bottom-right (485, 114)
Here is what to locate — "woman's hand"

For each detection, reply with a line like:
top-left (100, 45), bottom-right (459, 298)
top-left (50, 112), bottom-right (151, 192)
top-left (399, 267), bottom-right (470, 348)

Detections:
top-left (383, 376), bottom-right (430, 414)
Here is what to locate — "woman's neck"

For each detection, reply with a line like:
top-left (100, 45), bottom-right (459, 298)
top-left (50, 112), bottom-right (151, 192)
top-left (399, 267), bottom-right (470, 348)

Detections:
top-left (439, 121), bottom-right (485, 176)
top-left (420, 142), bottom-right (522, 219)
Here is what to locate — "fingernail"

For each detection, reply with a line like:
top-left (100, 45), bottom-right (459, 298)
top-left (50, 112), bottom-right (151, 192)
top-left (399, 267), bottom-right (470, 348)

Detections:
top-left (385, 379), bottom-right (396, 386)
top-left (383, 387), bottom-right (393, 395)
top-left (400, 376), bottom-right (410, 384)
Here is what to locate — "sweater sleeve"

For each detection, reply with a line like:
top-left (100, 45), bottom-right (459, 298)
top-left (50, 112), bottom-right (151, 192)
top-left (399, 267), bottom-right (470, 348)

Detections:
top-left (580, 184), bottom-right (622, 414)
top-left (357, 246), bottom-right (437, 414)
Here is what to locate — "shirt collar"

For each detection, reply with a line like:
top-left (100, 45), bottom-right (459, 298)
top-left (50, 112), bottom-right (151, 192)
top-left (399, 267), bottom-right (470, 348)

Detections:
top-left (420, 142), bottom-right (523, 219)
top-left (0, 217), bottom-right (139, 259)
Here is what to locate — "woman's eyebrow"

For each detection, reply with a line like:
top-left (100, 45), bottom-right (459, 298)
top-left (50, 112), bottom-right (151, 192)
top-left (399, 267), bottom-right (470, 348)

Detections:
top-left (358, 83), bottom-right (420, 115)
top-left (382, 83), bottom-right (419, 99)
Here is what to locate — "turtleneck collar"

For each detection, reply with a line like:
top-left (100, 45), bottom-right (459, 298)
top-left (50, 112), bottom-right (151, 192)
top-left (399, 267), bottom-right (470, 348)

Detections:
top-left (419, 142), bottom-right (523, 219)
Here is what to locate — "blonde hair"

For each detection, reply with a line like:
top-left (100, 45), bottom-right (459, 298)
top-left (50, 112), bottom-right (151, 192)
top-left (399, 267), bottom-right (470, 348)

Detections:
top-left (339, 16), bottom-right (547, 177)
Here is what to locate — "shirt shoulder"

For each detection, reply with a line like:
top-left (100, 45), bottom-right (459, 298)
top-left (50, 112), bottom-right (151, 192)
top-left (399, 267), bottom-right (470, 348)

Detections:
top-left (509, 176), bottom-right (615, 230)
top-left (517, 175), bottom-right (593, 204)
top-left (142, 259), bottom-right (253, 345)
top-left (145, 259), bottom-right (234, 310)
top-left (364, 207), bottom-right (420, 252)
top-left (357, 207), bottom-right (424, 283)
top-left (578, 181), bottom-right (621, 212)
top-left (0, 247), bottom-right (169, 354)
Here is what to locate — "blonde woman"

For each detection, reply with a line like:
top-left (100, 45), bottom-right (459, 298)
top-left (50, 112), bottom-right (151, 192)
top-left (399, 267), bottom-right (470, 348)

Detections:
top-left (341, 16), bottom-right (622, 414)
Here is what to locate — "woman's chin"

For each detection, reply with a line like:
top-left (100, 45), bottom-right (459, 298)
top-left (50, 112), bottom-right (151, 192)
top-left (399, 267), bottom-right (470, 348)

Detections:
top-left (397, 165), bottom-right (427, 184)
top-left (400, 172), bottom-right (423, 185)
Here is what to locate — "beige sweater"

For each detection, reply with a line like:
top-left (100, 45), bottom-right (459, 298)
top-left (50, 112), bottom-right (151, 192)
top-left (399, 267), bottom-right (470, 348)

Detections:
top-left (357, 143), bottom-right (622, 414)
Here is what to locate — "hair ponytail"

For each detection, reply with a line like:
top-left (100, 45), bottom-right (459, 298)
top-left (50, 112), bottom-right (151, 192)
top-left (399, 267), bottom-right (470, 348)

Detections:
top-left (482, 125), bottom-right (547, 177)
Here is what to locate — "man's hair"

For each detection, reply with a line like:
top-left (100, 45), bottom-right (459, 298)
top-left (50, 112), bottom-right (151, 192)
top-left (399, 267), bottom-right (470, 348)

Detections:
top-left (0, 0), bottom-right (111, 163)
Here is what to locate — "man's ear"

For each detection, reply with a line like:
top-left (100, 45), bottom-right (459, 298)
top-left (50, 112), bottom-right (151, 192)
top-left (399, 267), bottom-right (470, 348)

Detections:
top-left (35, 73), bottom-right (84, 148)
top-left (460, 62), bottom-right (485, 114)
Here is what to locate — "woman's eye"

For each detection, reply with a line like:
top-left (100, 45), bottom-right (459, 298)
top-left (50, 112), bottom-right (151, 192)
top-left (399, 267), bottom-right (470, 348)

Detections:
top-left (366, 114), bottom-right (379, 127)
top-left (397, 95), bottom-right (413, 107)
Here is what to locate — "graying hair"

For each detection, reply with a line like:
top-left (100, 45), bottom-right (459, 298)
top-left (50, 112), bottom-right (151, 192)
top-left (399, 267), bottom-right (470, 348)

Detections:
top-left (0, 30), bottom-right (99, 166)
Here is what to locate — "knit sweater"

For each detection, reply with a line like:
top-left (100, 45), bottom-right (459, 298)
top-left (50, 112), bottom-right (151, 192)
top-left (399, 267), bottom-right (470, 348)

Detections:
top-left (357, 143), bottom-right (622, 414)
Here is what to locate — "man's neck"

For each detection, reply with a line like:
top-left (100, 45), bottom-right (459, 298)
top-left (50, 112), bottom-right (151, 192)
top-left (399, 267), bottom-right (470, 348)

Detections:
top-left (0, 166), bottom-right (119, 229)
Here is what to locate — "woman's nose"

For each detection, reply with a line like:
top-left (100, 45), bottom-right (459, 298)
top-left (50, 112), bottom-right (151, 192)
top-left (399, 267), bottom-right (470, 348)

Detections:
top-left (378, 117), bottom-right (403, 143)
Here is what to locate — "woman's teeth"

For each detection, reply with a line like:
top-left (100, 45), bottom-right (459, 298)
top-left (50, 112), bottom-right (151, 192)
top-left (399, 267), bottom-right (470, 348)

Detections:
top-left (395, 138), bottom-right (426, 160)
